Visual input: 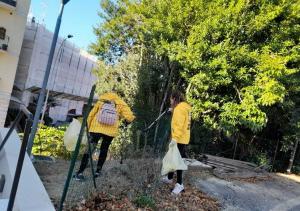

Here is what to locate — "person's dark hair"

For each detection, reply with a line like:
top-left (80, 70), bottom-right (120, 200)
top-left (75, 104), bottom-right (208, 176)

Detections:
top-left (170, 90), bottom-right (185, 106)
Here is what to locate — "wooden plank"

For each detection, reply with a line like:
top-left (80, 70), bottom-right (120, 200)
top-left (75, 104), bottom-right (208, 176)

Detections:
top-left (205, 161), bottom-right (238, 171)
top-left (205, 154), bottom-right (257, 170)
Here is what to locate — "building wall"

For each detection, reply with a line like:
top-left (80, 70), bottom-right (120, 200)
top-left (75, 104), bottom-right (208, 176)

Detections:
top-left (0, 0), bottom-right (31, 126)
top-left (14, 21), bottom-right (97, 123)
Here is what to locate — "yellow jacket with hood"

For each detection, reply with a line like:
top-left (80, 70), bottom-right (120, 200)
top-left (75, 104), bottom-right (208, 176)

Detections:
top-left (87, 92), bottom-right (135, 137)
top-left (171, 102), bottom-right (192, 144)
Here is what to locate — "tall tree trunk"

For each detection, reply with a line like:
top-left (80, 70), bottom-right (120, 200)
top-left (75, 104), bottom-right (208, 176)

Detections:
top-left (271, 138), bottom-right (280, 172)
top-left (153, 59), bottom-right (174, 146)
top-left (139, 44), bottom-right (144, 68)
top-left (286, 139), bottom-right (299, 173)
top-left (232, 134), bottom-right (239, 160)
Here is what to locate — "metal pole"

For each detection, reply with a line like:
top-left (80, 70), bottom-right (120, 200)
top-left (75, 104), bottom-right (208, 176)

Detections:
top-left (142, 109), bottom-right (170, 133)
top-left (40, 89), bottom-right (50, 123)
top-left (7, 119), bottom-right (33, 211)
top-left (27, 3), bottom-right (65, 155)
top-left (41, 35), bottom-right (72, 123)
top-left (86, 125), bottom-right (97, 189)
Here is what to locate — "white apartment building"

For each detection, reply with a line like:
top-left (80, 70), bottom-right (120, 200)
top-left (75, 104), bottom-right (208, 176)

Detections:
top-left (0, 0), bottom-right (31, 126)
top-left (13, 19), bottom-right (97, 123)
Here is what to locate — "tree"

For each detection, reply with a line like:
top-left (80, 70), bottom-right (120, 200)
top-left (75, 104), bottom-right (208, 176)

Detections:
top-left (91, 0), bottom-right (300, 170)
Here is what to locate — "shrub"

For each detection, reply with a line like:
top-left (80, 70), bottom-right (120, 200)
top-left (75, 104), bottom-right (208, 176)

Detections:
top-left (251, 152), bottom-right (271, 171)
top-left (292, 165), bottom-right (300, 174)
top-left (33, 124), bottom-right (72, 160)
top-left (134, 194), bottom-right (156, 209)
top-left (108, 124), bottom-right (134, 159)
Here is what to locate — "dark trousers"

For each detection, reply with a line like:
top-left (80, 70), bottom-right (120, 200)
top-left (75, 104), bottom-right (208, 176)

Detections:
top-left (77, 132), bottom-right (113, 174)
top-left (167, 143), bottom-right (187, 185)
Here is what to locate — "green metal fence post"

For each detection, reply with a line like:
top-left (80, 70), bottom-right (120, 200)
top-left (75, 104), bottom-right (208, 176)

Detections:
top-left (58, 85), bottom-right (96, 211)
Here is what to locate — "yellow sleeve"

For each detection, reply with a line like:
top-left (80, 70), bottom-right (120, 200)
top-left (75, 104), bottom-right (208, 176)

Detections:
top-left (171, 107), bottom-right (186, 142)
top-left (87, 102), bottom-right (101, 127)
top-left (118, 99), bottom-right (135, 123)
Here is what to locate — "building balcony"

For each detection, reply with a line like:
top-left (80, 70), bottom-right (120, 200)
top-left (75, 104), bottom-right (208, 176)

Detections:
top-left (0, 0), bottom-right (16, 11)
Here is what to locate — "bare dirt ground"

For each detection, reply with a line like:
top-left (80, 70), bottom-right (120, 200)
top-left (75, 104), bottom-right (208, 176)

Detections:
top-left (33, 158), bottom-right (219, 210)
top-left (33, 159), bottom-right (300, 211)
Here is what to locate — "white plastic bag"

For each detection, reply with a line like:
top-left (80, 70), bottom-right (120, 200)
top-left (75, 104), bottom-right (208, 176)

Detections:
top-left (161, 140), bottom-right (188, 175)
top-left (63, 118), bottom-right (88, 151)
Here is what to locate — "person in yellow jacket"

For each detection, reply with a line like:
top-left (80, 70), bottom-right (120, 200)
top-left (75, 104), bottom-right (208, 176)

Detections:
top-left (74, 92), bottom-right (135, 180)
top-left (161, 90), bottom-right (192, 195)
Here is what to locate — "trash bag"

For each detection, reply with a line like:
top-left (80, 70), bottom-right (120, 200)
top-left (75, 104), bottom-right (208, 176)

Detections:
top-left (161, 140), bottom-right (188, 175)
top-left (63, 118), bottom-right (88, 151)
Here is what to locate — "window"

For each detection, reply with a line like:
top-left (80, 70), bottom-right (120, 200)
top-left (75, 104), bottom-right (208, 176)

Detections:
top-left (0, 27), bottom-right (6, 40)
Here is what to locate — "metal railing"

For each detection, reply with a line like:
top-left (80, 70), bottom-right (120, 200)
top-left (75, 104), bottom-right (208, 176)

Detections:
top-left (0, 98), bottom-right (33, 211)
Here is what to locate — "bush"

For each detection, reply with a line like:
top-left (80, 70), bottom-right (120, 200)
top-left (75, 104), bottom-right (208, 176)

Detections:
top-left (108, 124), bottom-right (134, 159)
top-left (33, 124), bottom-right (72, 160)
top-left (251, 152), bottom-right (271, 171)
top-left (134, 194), bottom-right (156, 209)
top-left (292, 165), bottom-right (300, 174)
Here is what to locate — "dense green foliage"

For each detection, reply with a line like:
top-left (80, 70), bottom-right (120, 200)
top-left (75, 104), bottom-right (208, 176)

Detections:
top-left (91, 0), bottom-right (300, 172)
top-left (33, 125), bottom-right (72, 159)
top-left (32, 124), bottom-right (131, 161)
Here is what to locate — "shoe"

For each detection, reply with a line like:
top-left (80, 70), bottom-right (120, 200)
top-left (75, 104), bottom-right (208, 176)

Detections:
top-left (161, 176), bottom-right (173, 184)
top-left (171, 183), bottom-right (184, 195)
top-left (94, 170), bottom-right (101, 178)
top-left (73, 173), bottom-right (84, 181)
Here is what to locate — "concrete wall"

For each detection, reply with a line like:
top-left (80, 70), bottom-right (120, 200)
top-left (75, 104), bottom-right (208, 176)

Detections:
top-left (0, 0), bottom-right (31, 127)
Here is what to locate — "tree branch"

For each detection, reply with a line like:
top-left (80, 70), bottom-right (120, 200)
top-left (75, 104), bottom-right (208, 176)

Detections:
top-left (233, 85), bottom-right (242, 103)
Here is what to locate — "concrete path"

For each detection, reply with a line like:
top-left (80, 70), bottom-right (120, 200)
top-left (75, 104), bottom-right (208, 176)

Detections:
top-left (195, 173), bottom-right (300, 211)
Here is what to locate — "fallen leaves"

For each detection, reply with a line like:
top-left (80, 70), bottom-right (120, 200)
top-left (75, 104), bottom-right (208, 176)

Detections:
top-left (153, 184), bottom-right (220, 211)
top-left (67, 192), bottom-right (135, 211)
top-left (67, 183), bottom-right (220, 211)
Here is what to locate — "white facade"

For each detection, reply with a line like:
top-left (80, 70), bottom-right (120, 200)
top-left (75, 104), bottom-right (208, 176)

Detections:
top-left (14, 20), bottom-right (97, 123)
top-left (0, 0), bottom-right (31, 127)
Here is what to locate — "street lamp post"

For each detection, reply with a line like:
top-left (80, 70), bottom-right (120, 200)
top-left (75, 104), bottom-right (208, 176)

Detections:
top-left (27, 0), bottom-right (71, 156)
top-left (40, 35), bottom-right (73, 123)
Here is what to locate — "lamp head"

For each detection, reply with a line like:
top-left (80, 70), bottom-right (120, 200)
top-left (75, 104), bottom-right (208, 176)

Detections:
top-left (62, 0), bottom-right (71, 5)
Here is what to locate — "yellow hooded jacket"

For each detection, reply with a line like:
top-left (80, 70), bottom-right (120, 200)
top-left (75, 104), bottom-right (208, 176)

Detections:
top-left (171, 102), bottom-right (192, 144)
top-left (87, 92), bottom-right (135, 137)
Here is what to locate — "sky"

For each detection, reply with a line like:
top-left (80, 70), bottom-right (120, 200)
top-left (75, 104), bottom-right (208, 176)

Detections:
top-left (29, 0), bottom-right (101, 50)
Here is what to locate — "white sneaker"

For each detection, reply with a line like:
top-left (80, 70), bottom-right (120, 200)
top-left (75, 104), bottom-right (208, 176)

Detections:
top-left (161, 176), bottom-right (173, 184)
top-left (172, 183), bottom-right (184, 195)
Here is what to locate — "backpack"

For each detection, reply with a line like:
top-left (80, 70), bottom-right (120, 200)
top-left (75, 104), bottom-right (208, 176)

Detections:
top-left (97, 100), bottom-right (118, 125)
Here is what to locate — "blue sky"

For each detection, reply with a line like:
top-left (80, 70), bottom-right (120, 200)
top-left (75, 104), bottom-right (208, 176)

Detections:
top-left (29, 0), bottom-right (101, 50)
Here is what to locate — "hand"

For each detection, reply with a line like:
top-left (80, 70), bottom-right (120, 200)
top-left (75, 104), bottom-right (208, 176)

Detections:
top-left (167, 108), bottom-right (173, 113)
top-left (123, 121), bottom-right (131, 127)
top-left (169, 139), bottom-right (177, 146)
